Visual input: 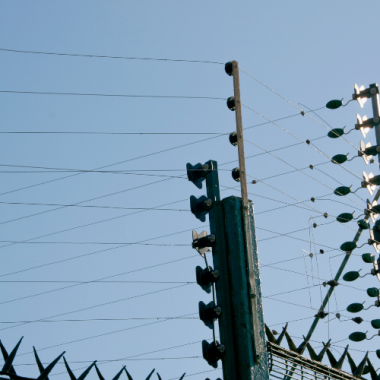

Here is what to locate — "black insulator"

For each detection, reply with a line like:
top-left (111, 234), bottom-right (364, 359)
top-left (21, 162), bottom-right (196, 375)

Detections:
top-left (311, 197), bottom-right (315, 202)
top-left (232, 167), bottom-right (240, 182)
top-left (229, 132), bottom-right (238, 146)
top-left (196, 266), bottom-right (219, 294)
top-left (225, 61), bottom-right (233, 76)
top-left (227, 96), bottom-right (235, 111)
top-left (309, 165), bottom-right (314, 169)
top-left (202, 340), bottom-right (225, 368)
top-left (186, 162), bottom-right (210, 189)
top-left (306, 139), bottom-right (311, 145)
top-left (320, 249), bottom-right (324, 254)
top-left (315, 310), bottom-right (328, 319)
top-left (327, 280), bottom-right (338, 287)
top-left (352, 317), bottom-right (363, 324)
top-left (199, 301), bottom-right (222, 329)
top-left (324, 213), bottom-right (328, 218)
top-left (190, 195), bottom-right (213, 222)
top-left (313, 223), bottom-right (317, 228)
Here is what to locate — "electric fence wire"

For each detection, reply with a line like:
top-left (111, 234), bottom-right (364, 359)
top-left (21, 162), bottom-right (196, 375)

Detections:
top-left (0, 135), bottom-right (325, 223)
top-left (0, 111), bottom-right (324, 136)
top-left (249, 162), bottom-right (330, 184)
top-left (328, 258), bottom-right (339, 314)
top-left (0, 143), bottom-right (338, 282)
top-left (310, 216), bottom-right (323, 303)
top-left (241, 103), bottom-right (366, 190)
top-left (0, 108), bottom-right (323, 204)
top-left (244, 172), bottom-right (367, 238)
top-left (13, 304), bottom-right (337, 378)
top-left (264, 264), bottom-right (366, 294)
top-left (0, 197), bottom-right (186, 249)
top-left (0, 218), bottom-right (336, 247)
top-left (301, 245), bottom-right (313, 309)
top-left (0, 129), bottom-right (344, 342)
top-left (15, 311), bottom-right (198, 358)
top-left (0, 251), bottom-right (331, 285)
top-left (0, 280), bottom-right (195, 284)
top-left (0, 317), bottom-right (199, 324)
top-left (0, 218), bottom-right (342, 311)
top-left (301, 103), bottom-right (365, 158)
top-left (240, 67), bottom-right (363, 157)
top-left (0, 256), bottom-right (354, 364)
top-left (315, 196), bottom-right (364, 212)
top-left (242, 115), bottom-right (366, 209)
top-left (0, 240), bottom-right (191, 246)
top-left (0, 253), bottom-right (198, 313)
top-left (0, 47), bottom-right (225, 65)
top-left (1, 314), bottom-right (328, 371)
top-left (0, 117), bottom-right (333, 294)
top-left (0, 201), bottom-right (191, 212)
top-left (0, 113), bottom-right (324, 238)
top-left (13, 357), bottom-right (203, 365)
top-left (0, 131), bottom-right (223, 135)
top-left (0, 57), bottom-right (359, 238)
top-left (0, 90), bottom-right (227, 101)
top-left (256, 222), bottom-right (336, 246)
top-left (0, 190), bottom-right (335, 284)
top-left (0, 285), bottom-right (323, 324)
top-left (308, 219), bottom-right (316, 288)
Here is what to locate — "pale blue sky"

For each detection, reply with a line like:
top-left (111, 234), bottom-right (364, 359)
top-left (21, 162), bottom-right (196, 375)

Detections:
top-left (0, 2), bottom-right (380, 380)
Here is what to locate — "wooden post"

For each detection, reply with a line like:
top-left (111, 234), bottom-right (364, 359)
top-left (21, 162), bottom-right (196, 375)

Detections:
top-left (230, 61), bottom-right (270, 380)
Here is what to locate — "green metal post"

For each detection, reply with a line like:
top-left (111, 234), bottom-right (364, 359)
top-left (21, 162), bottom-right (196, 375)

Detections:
top-left (220, 196), bottom-right (269, 380)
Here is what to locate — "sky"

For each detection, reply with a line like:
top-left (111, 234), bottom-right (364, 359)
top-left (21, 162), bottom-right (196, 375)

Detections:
top-left (0, 1), bottom-right (380, 380)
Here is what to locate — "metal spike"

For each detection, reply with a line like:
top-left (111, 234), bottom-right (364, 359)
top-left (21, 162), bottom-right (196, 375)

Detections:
top-left (306, 342), bottom-right (318, 361)
top-left (335, 345), bottom-right (349, 370)
top-left (145, 369), bottom-right (155, 380)
top-left (112, 367), bottom-right (126, 380)
top-left (317, 340), bottom-right (331, 362)
top-left (346, 351), bottom-right (358, 375)
top-left (37, 352), bottom-right (65, 380)
top-left (0, 341), bottom-right (16, 375)
top-left (366, 358), bottom-right (377, 380)
top-left (325, 348), bottom-right (338, 368)
top-left (354, 351), bottom-right (369, 377)
top-left (284, 331), bottom-right (297, 352)
top-left (63, 357), bottom-right (95, 380)
top-left (77, 361), bottom-right (96, 380)
top-left (275, 323), bottom-right (288, 346)
top-left (33, 347), bottom-right (47, 378)
top-left (296, 336), bottom-right (309, 354)
top-left (178, 374), bottom-right (186, 380)
top-left (63, 357), bottom-right (77, 380)
top-left (2, 337), bottom-right (23, 374)
top-left (156, 374), bottom-right (162, 380)
top-left (264, 324), bottom-right (276, 343)
top-left (94, 365), bottom-right (106, 380)
top-left (124, 369), bottom-right (133, 380)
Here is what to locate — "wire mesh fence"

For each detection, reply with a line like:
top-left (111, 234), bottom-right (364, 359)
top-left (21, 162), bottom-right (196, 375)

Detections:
top-left (268, 342), bottom-right (356, 380)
